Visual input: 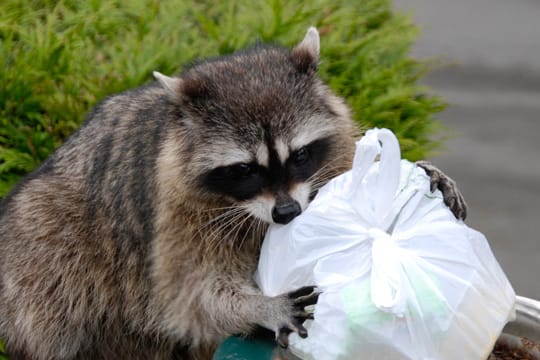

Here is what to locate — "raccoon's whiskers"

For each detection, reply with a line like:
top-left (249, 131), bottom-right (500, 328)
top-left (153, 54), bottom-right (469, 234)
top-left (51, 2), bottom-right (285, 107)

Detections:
top-left (255, 218), bottom-right (268, 247)
top-left (209, 212), bottom-right (251, 254)
top-left (309, 172), bottom-right (341, 191)
top-left (203, 205), bottom-right (242, 212)
top-left (307, 152), bottom-right (350, 184)
top-left (237, 215), bottom-right (256, 250)
top-left (308, 160), bottom-right (349, 191)
top-left (199, 208), bottom-right (246, 249)
top-left (255, 218), bottom-right (263, 240)
top-left (204, 209), bottom-right (253, 254)
top-left (206, 210), bottom-right (245, 240)
top-left (237, 204), bottom-right (268, 248)
top-left (198, 207), bottom-right (244, 232)
top-left (310, 170), bottom-right (339, 186)
top-left (225, 212), bottom-right (252, 242)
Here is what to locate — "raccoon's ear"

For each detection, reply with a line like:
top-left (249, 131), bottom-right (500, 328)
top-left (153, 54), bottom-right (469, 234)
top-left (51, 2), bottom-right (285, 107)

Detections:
top-left (153, 71), bottom-right (183, 100)
top-left (291, 27), bottom-right (320, 74)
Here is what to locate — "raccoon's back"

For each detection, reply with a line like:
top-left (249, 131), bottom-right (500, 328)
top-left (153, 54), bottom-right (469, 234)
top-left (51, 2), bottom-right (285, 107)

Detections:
top-left (1, 82), bottom-right (175, 244)
top-left (0, 83), bottom-right (178, 357)
top-left (0, 82), bottom-right (178, 279)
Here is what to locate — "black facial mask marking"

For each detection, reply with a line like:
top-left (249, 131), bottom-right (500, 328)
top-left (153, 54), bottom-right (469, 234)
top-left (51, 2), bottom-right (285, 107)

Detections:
top-left (201, 136), bottom-right (332, 201)
top-left (202, 161), bottom-right (265, 201)
top-left (287, 137), bottom-right (331, 183)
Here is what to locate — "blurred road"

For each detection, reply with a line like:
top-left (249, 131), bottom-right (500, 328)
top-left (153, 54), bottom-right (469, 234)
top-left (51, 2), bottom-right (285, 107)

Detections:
top-left (393, 0), bottom-right (540, 299)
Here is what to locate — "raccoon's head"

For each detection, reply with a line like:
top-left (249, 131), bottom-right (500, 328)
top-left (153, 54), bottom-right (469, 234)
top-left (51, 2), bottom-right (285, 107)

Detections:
top-left (155, 28), bottom-right (356, 225)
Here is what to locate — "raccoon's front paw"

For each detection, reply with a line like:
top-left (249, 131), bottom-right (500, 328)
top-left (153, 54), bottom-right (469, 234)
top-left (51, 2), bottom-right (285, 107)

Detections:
top-left (416, 160), bottom-right (468, 220)
top-left (269, 286), bottom-right (320, 349)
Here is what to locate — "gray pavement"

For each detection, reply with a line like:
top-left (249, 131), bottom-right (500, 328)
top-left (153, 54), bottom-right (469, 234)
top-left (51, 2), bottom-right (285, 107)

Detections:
top-left (393, 0), bottom-right (540, 299)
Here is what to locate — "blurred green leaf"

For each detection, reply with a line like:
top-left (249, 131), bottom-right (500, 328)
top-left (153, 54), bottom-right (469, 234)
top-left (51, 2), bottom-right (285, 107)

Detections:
top-left (0, 339), bottom-right (7, 360)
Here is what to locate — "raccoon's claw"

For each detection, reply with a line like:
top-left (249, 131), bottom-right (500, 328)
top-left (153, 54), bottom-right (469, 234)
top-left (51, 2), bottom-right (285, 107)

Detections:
top-left (288, 285), bottom-right (320, 306)
top-left (276, 316), bottom-right (309, 349)
top-left (277, 321), bottom-right (307, 349)
top-left (277, 327), bottom-right (293, 348)
top-left (416, 161), bottom-right (468, 220)
top-left (274, 286), bottom-right (319, 349)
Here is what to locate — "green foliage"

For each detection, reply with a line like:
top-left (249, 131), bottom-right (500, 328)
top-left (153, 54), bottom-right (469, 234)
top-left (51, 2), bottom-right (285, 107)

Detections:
top-left (0, 339), bottom-right (6, 360)
top-left (0, 0), bottom-right (445, 197)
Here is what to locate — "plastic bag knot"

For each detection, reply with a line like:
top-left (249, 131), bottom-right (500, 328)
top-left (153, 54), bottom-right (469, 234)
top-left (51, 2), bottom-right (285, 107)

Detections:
top-left (369, 227), bottom-right (406, 316)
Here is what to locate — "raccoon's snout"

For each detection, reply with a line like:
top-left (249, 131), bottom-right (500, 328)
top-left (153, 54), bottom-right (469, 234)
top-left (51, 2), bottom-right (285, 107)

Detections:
top-left (272, 201), bottom-right (302, 224)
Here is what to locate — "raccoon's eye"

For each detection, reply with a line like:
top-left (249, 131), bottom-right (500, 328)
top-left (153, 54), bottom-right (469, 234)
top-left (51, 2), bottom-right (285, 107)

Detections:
top-left (232, 163), bottom-right (254, 178)
top-left (293, 147), bottom-right (309, 165)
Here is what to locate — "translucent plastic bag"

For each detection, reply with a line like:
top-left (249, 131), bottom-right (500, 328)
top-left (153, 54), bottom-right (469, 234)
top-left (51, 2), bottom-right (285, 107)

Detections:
top-left (255, 128), bottom-right (516, 360)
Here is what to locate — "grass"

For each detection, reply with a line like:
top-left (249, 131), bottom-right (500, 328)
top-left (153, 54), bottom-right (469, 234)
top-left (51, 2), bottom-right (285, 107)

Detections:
top-left (0, 0), bottom-right (445, 198)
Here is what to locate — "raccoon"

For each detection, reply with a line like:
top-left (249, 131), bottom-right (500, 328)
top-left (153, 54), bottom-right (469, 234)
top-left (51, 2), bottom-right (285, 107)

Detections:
top-left (0, 28), bottom-right (466, 359)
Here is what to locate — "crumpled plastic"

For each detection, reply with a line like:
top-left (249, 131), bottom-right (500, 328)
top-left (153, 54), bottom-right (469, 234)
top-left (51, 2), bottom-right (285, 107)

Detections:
top-left (255, 128), bottom-right (516, 360)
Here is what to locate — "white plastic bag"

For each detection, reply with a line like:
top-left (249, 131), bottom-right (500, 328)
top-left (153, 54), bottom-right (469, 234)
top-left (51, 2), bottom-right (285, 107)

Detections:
top-left (255, 128), bottom-right (516, 360)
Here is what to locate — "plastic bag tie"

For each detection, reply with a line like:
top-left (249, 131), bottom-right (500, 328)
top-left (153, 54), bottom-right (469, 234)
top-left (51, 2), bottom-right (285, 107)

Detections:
top-left (369, 227), bottom-right (406, 316)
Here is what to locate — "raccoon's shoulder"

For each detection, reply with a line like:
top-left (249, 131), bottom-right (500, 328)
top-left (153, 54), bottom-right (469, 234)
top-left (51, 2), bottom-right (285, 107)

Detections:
top-left (54, 81), bottom-right (179, 168)
top-left (0, 82), bottom-right (174, 217)
top-left (0, 157), bottom-right (56, 219)
top-left (81, 82), bottom-right (175, 130)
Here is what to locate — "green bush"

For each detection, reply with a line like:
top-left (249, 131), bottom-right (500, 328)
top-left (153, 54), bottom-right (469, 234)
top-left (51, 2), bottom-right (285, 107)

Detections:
top-left (0, 340), bottom-right (6, 360)
top-left (0, 0), bottom-right (445, 197)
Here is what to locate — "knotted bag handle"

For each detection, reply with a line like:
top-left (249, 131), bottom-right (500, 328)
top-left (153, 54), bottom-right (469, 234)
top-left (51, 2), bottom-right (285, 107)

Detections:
top-left (349, 129), bottom-right (408, 314)
top-left (351, 128), bottom-right (402, 228)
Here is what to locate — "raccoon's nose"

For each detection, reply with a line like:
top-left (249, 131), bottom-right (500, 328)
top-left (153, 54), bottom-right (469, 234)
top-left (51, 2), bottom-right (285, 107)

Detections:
top-left (272, 201), bottom-right (302, 224)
